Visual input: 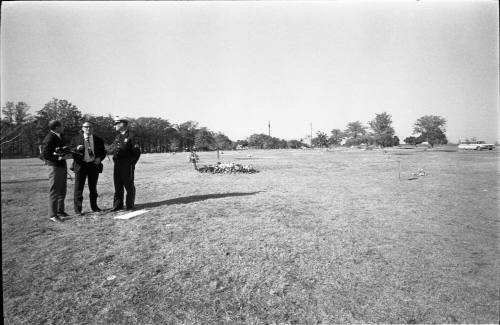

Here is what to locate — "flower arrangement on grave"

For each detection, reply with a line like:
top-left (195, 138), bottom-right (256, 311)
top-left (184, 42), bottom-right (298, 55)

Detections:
top-left (188, 150), bottom-right (258, 174)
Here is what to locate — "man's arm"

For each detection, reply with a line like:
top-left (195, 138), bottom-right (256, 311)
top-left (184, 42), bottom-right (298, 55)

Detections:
top-left (95, 137), bottom-right (107, 160)
top-left (91, 136), bottom-right (106, 164)
top-left (70, 136), bottom-right (84, 163)
top-left (42, 134), bottom-right (58, 163)
top-left (128, 133), bottom-right (141, 164)
top-left (69, 136), bottom-right (78, 151)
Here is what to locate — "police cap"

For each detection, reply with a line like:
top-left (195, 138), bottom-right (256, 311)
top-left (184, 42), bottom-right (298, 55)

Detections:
top-left (114, 117), bottom-right (128, 125)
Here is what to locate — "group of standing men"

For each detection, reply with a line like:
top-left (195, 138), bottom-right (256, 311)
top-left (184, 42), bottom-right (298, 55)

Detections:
top-left (41, 117), bottom-right (141, 222)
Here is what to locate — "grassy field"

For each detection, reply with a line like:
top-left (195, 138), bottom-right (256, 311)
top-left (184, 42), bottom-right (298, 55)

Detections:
top-left (2, 148), bottom-right (499, 324)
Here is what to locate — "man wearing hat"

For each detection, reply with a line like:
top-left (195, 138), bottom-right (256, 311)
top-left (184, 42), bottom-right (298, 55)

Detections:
top-left (41, 120), bottom-right (72, 222)
top-left (70, 121), bottom-right (107, 215)
top-left (111, 117), bottom-right (141, 211)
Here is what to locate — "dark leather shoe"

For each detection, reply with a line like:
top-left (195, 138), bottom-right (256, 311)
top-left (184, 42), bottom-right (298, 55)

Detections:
top-left (58, 212), bottom-right (69, 217)
top-left (92, 207), bottom-right (102, 212)
top-left (111, 207), bottom-right (123, 212)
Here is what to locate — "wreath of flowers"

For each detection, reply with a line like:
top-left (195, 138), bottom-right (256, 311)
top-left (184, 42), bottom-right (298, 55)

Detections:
top-left (188, 151), bottom-right (258, 174)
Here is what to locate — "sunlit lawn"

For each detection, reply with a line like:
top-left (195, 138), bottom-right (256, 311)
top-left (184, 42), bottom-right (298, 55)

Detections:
top-left (2, 149), bottom-right (499, 324)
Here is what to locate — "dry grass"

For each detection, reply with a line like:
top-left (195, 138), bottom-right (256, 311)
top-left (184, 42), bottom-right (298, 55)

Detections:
top-left (2, 149), bottom-right (499, 324)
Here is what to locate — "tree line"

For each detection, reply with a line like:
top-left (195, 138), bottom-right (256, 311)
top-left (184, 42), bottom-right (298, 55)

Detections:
top-left (310, 112), bottom-right (448, 149)
top-left (1, 98), bottom-right (448, 157)
top-left (0, 98), bottom-right (236, 157)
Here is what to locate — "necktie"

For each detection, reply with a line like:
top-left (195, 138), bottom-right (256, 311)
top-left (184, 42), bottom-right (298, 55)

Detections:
top-left (85, 137), bottom-right (95, 159)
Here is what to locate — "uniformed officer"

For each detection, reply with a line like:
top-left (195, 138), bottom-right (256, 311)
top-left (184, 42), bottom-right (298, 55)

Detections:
top-left (111, 117), bottom-right (141, 211)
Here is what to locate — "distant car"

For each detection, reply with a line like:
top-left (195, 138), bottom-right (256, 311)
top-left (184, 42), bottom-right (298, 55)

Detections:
top-left (458, 140), bottom-right (495, 150)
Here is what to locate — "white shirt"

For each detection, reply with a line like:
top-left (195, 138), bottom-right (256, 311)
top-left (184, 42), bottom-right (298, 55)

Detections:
top-left (83, 134), bottom-right (95, 162)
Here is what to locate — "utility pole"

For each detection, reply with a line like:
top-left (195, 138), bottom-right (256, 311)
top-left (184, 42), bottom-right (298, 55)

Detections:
top-left (268, 120), bottom-right (271, 137)
top-left (310, 122), bottom-right (313, 147)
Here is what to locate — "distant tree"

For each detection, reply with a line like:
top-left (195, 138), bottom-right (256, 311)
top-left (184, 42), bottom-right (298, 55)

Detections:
top-left (344, 121), bottom-right (367, 142)
top-left (392, 135), bottom-right (400, 146)
top-left (132, 117), bottom-right (172, 153)
top-left (413, 115), bottom-right (448, 147)
top-left (0, 119), bottom-right (12, 139)
top-left (404, 136), bottom-right (421, 145)
top-left (248, 133), bottom-right (268, 149)
top-left (233, 139), bottom-right (248, 149)
top-left (1, 102), bottom-right (37, 156)
top-left (2, 101), bottom-right (31, 125)
top-left (328, 129), bottom-right (344, 146)
top-left (404, 136), bottom-right (414, 145)
top-left (36, 98), bottom-right (83, 142)
top-left (1, 102), bottom-right (15, 123)
top-left (263, 136), bottom-right (278, 149)
top-left (369, 112), bottom-right (395, 147)
top-left (194, 127), bottom-right (216, 151)
top-left (247, 133), bottom-right (286, 149)
top-left (312, 131), bottom-right (329, 148)
top-left (177, 121), bottom-right (199, 151)
top-left (14, 102), bottom-right (31, 125)
top-left (343, 121), bottom-right (367, 147)
top-left (344, 138), bottom-right (363, 147)
top-left (1, 118), bottom-right (17, 155)
top-left (214, 132), bottom-right (233, 151)
top-left (287, 139), bottom-right (305, 149)
top-left (165, 126), bottom-right (181, 152)
top-left (275, 138), bottom-right (289, 149)
top-left (362, 134), bottom-right (376, 146)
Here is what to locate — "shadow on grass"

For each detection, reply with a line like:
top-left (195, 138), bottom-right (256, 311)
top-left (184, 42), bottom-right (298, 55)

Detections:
top-left (136, 191), bottom-right (261, 209)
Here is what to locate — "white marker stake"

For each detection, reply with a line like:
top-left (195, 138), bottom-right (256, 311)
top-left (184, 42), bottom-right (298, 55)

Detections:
top-left (398, 160), bottom-right (401, 181)
top-left (114, 209), bottom-right (149, 220)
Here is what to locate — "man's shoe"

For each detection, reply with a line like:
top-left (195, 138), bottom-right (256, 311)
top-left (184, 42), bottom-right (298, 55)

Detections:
top-left (111, 207), bottom-right (123, 212)
top-left (92, 207), bottom-right (102, 213)
top-left (58, 212), bottom-right (69, 217)
top-left (50, 216), bottom-right (63, 223)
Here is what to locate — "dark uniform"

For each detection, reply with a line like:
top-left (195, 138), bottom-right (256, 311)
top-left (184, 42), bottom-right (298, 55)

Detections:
top-left (112, 129), bottom-right (140, 210)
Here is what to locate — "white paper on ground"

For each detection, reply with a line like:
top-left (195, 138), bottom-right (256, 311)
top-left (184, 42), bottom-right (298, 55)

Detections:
top-left (114, 209), bottom-right (149, 220)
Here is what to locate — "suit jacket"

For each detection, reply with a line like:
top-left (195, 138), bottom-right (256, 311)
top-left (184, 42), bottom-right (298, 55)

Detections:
top-left (42, 132), bottom-right (67, 168)
top-left (70, 134), bottom-right (106, 173)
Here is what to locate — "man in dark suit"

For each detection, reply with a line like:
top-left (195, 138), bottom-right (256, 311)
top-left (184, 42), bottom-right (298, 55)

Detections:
top-left (111, 117), bottom-right (141, 211)
top-left (70, 121), bottom-right (107, 215)
top-left (42, 120), bottom-right (72, 222)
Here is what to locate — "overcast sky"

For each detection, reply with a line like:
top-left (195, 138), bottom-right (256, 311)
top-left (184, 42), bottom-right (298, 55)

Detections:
top-left (1, 1), bottom-right (498, 142)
